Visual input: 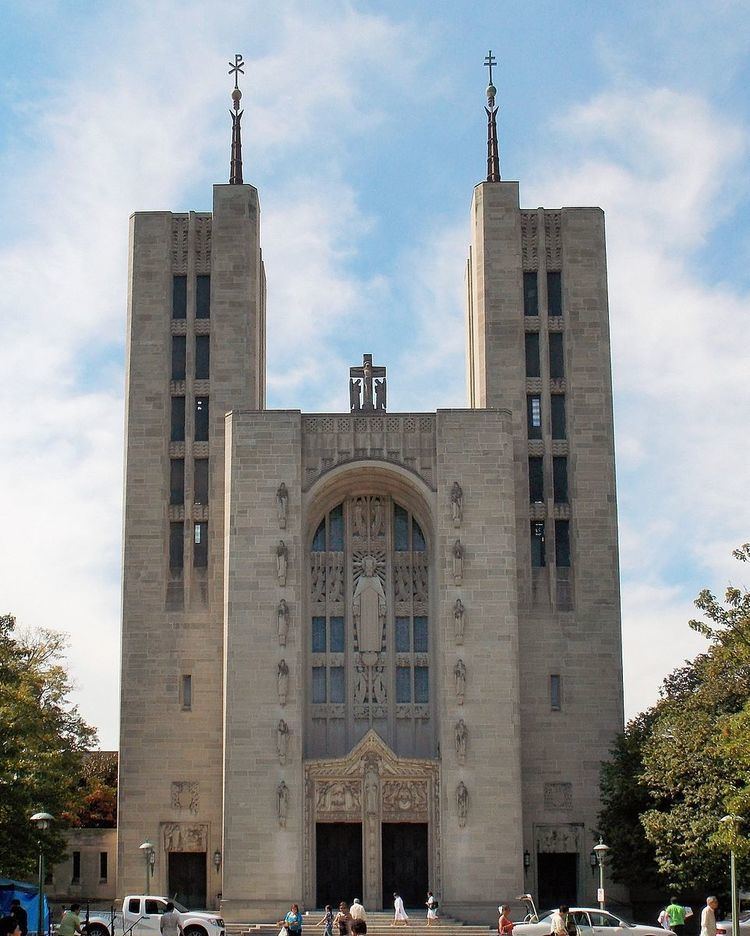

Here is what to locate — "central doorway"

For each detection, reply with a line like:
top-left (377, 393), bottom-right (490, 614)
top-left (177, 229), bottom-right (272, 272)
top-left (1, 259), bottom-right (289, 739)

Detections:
top-left (317, 823), bottom-right (363, 907)
top-left (537, 852), bottom-right (578, 910)
top-left (167, 852), bottom-right (206, 909)
top-left (381, 823), bottom-right (428, 909)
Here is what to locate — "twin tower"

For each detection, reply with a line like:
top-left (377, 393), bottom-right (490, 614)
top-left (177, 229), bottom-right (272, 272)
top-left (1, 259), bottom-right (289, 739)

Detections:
top-left (118, 61), bottom-right (623, 921)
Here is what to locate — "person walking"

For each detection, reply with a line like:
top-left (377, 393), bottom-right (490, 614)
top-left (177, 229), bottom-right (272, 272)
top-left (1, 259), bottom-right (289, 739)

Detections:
top-left (498, 905), bottom-right (513, 936)
top-left (9, 901), bottom-right (27, 936)
top-left (160, 902), bottom-right (183, 936)
top-left (58, 905), bottom-right (83, 936)
top-left (393, 894), bottom-right (409, 927)
top-left (278, 905), bottom-right (303, 936)
top-left (334, 903), bottom-right (352, 936)
top-left (316, 906), bottom-right (334, 936)
top-left (665, 898), bottom-right (688, 936)
top-left (350, 900), bottom-right (367, 936)
top-left (0, 918), bottom-right (21, 936)
top-left (426, 894), bottom-right (438, 926)
top-left (700, 898), bottom-right (719, 936)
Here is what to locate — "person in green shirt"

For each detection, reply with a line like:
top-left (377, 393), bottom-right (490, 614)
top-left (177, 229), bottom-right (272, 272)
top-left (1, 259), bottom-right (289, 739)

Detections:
top-left (665, 899), bottom-right (688, 936)
top-left (58, 905), bottom-right (83, 936)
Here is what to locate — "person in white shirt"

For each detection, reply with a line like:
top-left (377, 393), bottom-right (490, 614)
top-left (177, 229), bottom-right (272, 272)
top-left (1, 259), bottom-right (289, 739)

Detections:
top-left (393, 895), bottom-right (409, 927)
top-left (350, 900), bottom-right (367, 935)
top-left (700, 898), bottom-right (718, 936)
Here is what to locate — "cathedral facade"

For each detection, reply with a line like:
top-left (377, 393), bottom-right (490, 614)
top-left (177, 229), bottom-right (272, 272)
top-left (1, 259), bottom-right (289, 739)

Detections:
top-left (117, 71), bottom-right (623, 922)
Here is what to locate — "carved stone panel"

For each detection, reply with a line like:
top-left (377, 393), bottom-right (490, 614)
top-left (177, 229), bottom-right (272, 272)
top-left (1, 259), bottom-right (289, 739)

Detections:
top-left (536, 823), bottom-right (583, 853)
top-left (170, 781), bottom-right (199, 815)
top-left (382, 780), bottom-right (428, 820)
top-left (162, 822), bottom-right (208, 852)
top-left (544, 782), bottom-right (573, 811)
top-left (316, 780), bottom-right (362, 820)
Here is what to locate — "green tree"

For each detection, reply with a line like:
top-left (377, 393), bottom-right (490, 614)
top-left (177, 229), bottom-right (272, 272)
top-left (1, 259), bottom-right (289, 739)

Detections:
top-left (0, 613), bottom-right (98, 879)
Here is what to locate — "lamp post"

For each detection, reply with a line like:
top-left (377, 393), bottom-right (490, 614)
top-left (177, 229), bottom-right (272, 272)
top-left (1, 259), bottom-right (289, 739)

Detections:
top-left (30, 812), bottom-right (53, 936)
top-left (593, 838), bottom-right (609, 911)
top-left (720, 815), bottom-right (743, 936)
top-left (139, 842), bottom-right (155, 894)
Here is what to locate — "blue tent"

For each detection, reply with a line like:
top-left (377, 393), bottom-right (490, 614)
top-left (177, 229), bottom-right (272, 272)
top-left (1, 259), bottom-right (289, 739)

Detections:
top-left (0, 877), bottom-right (50, 935)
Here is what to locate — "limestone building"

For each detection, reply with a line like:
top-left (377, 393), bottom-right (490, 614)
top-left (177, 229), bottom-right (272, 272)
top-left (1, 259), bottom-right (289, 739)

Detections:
top-left (118, 59), bottom-right (623, 922)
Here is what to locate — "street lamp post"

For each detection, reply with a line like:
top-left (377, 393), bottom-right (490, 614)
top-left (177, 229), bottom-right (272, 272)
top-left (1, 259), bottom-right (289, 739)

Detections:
top-left (720, 815), bottom-right (743, 936)
top-left (30, 812), bottom-right (54, 936)
top-left (593, 838), bottom-right (609, 911)
top-left (139, 842), bottom-right (155, 894)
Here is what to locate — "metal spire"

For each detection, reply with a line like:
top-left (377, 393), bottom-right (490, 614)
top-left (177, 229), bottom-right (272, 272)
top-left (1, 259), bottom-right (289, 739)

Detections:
top-left (228, 53), bottom-right (245, 184)
top-left (483, 50), bottom-right (501, 182)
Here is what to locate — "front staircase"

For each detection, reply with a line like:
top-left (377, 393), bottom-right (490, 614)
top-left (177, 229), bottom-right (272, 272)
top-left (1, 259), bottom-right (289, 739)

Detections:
top-left (226, 910), bottom-right (492, 936)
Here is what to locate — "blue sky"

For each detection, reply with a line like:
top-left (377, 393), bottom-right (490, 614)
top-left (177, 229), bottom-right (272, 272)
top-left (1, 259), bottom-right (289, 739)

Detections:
top-left (1, 0), bottom-right (749, 749)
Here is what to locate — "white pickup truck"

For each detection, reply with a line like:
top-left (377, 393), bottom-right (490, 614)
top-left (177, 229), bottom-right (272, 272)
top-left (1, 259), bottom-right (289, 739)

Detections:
top-left (83, 895), bottom-right (224, 936)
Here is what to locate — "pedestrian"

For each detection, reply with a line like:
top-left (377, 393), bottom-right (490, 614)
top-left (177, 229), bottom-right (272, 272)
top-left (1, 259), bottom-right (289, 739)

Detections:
top-left (58, 905), bottom-right (83, 936)
top-left (316, 906), bottom-right (334, 936)
top-left (700, 898), bottom-right (719, 936)
top-left (10, 901), bottom-right (27, 936)
top-left (550, 906), bottom-right (574, 936)
top-left (350, 900), bottom-right (367, 935)
top-left (393, 894), bottom-right (409, 927)
top-left (657, 911), bottom-right (670, 931)
top-left (160, 902), bottom-right (183, 936)
top-left (426, 894), bottom-right (439, 927)
top-left (498, 905), bottom-right (513, 936)
top-left (0, 918), bottom-right (21, 936)
top-left (665, 898), bottom-right (688, 936)
top-left (334, 903), bottom-right (352, 936)
top-left (278, 905), bottom-right (303, 936)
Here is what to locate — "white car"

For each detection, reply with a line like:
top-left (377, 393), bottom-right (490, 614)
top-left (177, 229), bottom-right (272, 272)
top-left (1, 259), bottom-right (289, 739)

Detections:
top-left (717, 911), bottom-right (750, 936)
top-left (513, 907), bottom-right (672, 936)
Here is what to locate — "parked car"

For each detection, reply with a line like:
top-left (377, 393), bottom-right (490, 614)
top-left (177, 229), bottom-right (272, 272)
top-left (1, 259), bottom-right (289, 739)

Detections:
top-left (717, 911), bottom-right (750, 936)
top-left (82, 895), bottom-right (224, 936)
top-left (513, 907), bottom-right (672, 936)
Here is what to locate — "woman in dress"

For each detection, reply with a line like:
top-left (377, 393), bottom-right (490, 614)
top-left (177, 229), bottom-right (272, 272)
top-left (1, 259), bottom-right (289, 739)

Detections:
top-left (393, 894), bottom-right (409, 927)
top-left (334, 903), bottom-right (352, 936)
top-left (498, 906), bottom-right (513, 936)
top-left (426, 893), bottom-right (438, 926)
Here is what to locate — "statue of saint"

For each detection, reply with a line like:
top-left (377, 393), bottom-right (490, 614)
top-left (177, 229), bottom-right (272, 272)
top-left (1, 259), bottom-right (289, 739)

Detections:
top-left (353, 556), bottom-right (386, 653)
top-left (452, 539), bottom-right (464, 585)
top-left (456, 781), bottom-right (468, 828)
top-left (276, 482), bottom-right (288, 529)
top-left (454, 658), bottom-right (466, 704)
top-left (277, 659), bottom-right (289, 706)
top-left (277, 599), bottom-right (289, 646)
top-left (450, 481), bottom-right (463, 528)
top-left (364, 766), bottom-right (379, 816)
top-left (277, 719), bottom-right (289, 764)
top-left (276, 540), bottom-right (288, 586)
top-left (350, 377), bottom-right (362, 412)
top-left (453, 598), bottom-right (465, 644)
top-left (375, 377), bottom-right (387, 411)
top-left (455, 718), bottom-right (468, 764)
top-left (372, 666), bottom-right (387, 705)
top-left (276, 780), bottom-right (289, 828)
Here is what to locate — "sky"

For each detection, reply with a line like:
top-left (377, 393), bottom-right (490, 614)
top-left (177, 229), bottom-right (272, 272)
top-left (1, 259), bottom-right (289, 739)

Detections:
top-left (1, 0), bottom-right (749, 750)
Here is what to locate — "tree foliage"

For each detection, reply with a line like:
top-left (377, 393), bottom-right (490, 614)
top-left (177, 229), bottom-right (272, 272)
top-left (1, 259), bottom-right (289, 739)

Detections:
top-left (64, 751), bottom-right (118, 828)
top-left (0, 613), bottom-right (98, 880)
top-left (600, 546), bottom-right (750, 894)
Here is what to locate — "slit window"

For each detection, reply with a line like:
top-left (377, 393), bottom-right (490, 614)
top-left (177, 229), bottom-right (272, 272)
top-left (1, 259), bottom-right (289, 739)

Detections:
top-left (194, 458), bottom-right (209, 504)
top-left (195, 334), bottom-right (210, 380)
top-left (527, 395), bottom-right (542, 439)
top-left (171, 396), bottom-right (185, 442)
top-left (71, 851), bottom-right (81, 883)
top-left (171, 335), bottom-right (186, 381)
top-left (396, 666), bottom-right (411, 703)
top-left (523, 271), bottom-right (539, 316)
top-left (547, 272), bottom-right (562, 317)
top-left (172, 275), bottom-right (187, 319)
top-left (312, 617), bottom-right (326, 653)
top-left (414, 666), bottom-right (429, 703)
top-left (555, 519), bottom-right (571, 567)
top-left (170, 458), bottom-right (184, 506)
top-left (529, 456), bottom-right (544, 503)
top-left (169, 521), bottom-right (184, 570)
top-left (531, 521), bottom-right (546, 567)
top-left (329, 667), bottom-right (345, 703)
top-left (551, 395), bottom-right (566, 439)
top-left (553, 456), bottom-right (568, 503)
top-left (99, 851), bottom-right (108, 882)
top-left (396, 617), bottom-right (410, 653)
top-left (196, 275), bottom-right (211, 319)
top-left (312, 667), bottom-right (326, 703)
top-left (329, 617), bottom-right (345, 653)
top-left (550, 674), bottom-right (562, 710)
top-left (194, 521), bottom-right (208, 567)
top-left (195, 397), bottom-right (209, 441)
top-left (525, 332), bottom-right (541, 378)
top-left (549, 332), bottom-right (565, 378)
top-left (181, 674), bottom-right (192, 710)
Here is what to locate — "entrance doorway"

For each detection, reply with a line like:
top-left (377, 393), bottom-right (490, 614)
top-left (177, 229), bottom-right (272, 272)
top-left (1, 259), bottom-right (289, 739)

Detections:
top-left (167, 852), bottom-right (206, 909)
top-left (317, 823), bottom-right (363, 907)
top-left (381, 823), bottom-right (428, 909)
top-left (537, 852), bottom-right (578, 910)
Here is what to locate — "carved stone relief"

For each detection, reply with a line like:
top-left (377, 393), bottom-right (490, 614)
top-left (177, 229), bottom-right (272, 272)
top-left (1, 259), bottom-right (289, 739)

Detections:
top-left (456, 781), bottom-right (468, 828)
top-left (454, 719), bottom-right (468, 765)
top-left (276, 781), bottom-right (289, 828)
top-left (170, 781), bottom-right (199, 815)
top-left (545, 212), bottom-right (562, 272)
top-left (277, 719), bottom-right (290, 764)
top-left (163, 822), bottom-right (207, 852)
top-left (277, 659), bottom-right (289, 706)
top-left (454, 659), bottom-right (466, 704)
top-left (452, 539), bottom-right (464, 585)
top-left (195, 216), bottom-right (212, 274)
top-left (316, 780), bottom-right (361, 817)
top-left (277, 599), bottom-right (290, 646)
top-left (544, 782), bottom-right (573, 811)
top-left (453, 598), bottom-right (465, 645)
top-left (310, 554), bottom-right (326, 603)
top-left (276, 540), bottom-right (288, 586)
top-left (352, 496), bottom-right (386, 541)
top-left (382, 780), bottom-right (428, 819)
top-left (450, 482), bottom-right (463, 528)
top-left (276, 483), bottom-right (288, 529)
top-left (327, 553), bottom-right (344, 602)
top-left (353, 555), bottom-right (386, 653)
top-left (521, 211), bottom-right (539, 270)
top-left (536, 824), bottom-right (583, 853)
top-left (171, 217), bottom-right (188, 273)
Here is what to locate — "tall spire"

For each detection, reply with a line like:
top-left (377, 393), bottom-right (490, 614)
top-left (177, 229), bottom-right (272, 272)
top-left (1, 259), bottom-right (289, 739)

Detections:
top-left (483, 50), bottom-right (501, 183)
top-left (228, 53), bottom-right (245, 185)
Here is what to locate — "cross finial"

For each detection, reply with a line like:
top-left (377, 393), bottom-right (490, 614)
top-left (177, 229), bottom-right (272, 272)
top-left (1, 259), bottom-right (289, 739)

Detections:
top-left (229, 53), bottom-right (245, 93)
top-left (228, 53), bottom-right (245, 184)
top-left (484, 50), bottom-right (497, 86)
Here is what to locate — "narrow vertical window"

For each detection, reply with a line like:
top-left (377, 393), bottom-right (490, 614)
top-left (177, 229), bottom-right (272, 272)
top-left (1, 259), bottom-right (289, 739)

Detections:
top-left (194, 458), bottom-right (209, 504)
top-left (196, 275), bottom-right (211, 319)
top-left (171, 396), bottom-right (185, 442)
top-left (329, 667), bottom-right (345, 703)
top-left (528, 456), bottom-right (544, 503)
top-left (547, 272), bottom-right (562, 317)
top-left (531, 521), bottom-right (546, 567)
top-left (193, 521), bottom-right (208, 567)
top-left (395, 617), bottom-right (411, 653)
top-left (312, 617), bottom-right (326, 653)
top-left (413, 616), bottom-right (428, 653)
top-left (329, 617), bottom-right (345, 653)
top-left (169, 522), bottom-right (184, 570)
top-left (72, 851), bottom-right (81, 883)
top-left (396, 667), bottom-right (412, 703)
top-left (414, 666), bottom-right (429, 703)
top-left (311, 518), bottom-right (326, 552)
top-left (171, 335), bottom-right (186, 381)
top-left (553, 456), bottom-right (568, 503)
top-left (549, 332), bottom-right (565, 378)
top-left (525, 332), bottom-right (541, 378)
top-left (312, 667), bottom-right (326, 703)
top-left (195, 397), bottom-right (209, 441)
top-left (181, 674), bottom-right (192, 710)
top-left (550, 674), bottom-right (562, 711)
top-left (170, 458), bottom-right (185, 506)
top-left (527, 395), bottom-right (542, 439)
top-left (328, 504), bottom-right (344, 551)
top-left (551, 395), bottom-right (566, 439)
top-left (195, 334), bottom-right (210, 380)
top-left (172, 275), bottom-right (187, 320)
top-left (99, 852), bottom-right (108, 882)
top-left (555, 519), bottom-right (571, 567)
top-left (523, 271), bottom-right (539, 316)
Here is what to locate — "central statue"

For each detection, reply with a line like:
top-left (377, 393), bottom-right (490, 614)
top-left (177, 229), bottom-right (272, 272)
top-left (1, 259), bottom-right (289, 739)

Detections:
top-left (353, 555), bottom-right (386, 653)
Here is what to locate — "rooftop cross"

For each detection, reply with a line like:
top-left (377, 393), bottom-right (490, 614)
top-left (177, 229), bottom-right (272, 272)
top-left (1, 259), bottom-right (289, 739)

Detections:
top-left (483, 50), bottom-right (501, 183)
top-left (228, 53), bottom-right (245, 185)
top-left (484, 50), bottom-right (497, 87)
top-left (349, 354), bottom-right (387, 413)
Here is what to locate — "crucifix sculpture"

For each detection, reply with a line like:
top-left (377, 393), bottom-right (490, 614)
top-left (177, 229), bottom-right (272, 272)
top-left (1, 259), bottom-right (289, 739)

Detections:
top-left (350, 353), bottom-right (387, 412)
